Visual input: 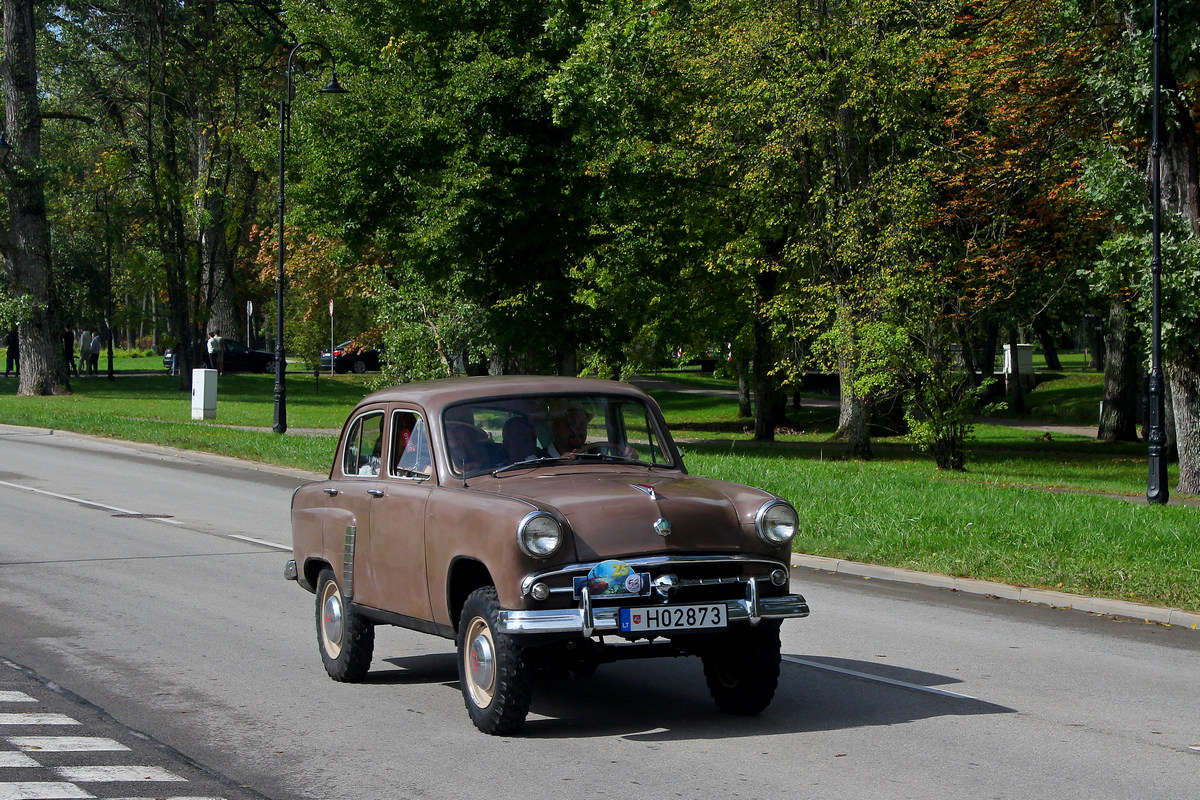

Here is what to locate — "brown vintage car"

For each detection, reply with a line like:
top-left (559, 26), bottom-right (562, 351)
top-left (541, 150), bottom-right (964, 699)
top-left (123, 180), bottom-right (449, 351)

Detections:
top-left (286, 375), bottom-right (809, 734)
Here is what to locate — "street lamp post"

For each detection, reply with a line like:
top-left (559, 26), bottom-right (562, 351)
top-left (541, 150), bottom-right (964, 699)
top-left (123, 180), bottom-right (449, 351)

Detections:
top-left (1147, 0), bottom-right (1169, 504)
top-left (274, 42), bottom-right (348, 434)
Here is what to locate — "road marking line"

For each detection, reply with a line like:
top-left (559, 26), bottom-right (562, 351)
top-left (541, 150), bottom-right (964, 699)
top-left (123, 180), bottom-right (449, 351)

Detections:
top-left (226, 535), bottom-right (291, 552)
top-left (783, 656), bottom-right (979, 700)
top-left (55, 766), bottom-right (185, 783)
top-left (0, 481), bottom-right (183, 526)
top-left (7, 737), bottom-right (129, 753)
top-left (0, 754), bottom-right (41, 768)
top-left (0, 694), bottom-right (34, 704)
top-left (0, 715), bottom-right (80, 727)
top-left (0, 782), bottom-right (95, 799)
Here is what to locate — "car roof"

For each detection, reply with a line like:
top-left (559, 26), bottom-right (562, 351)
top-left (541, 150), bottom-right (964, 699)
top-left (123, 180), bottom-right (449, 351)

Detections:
top-left (356, 375), bottom-right (652, 412)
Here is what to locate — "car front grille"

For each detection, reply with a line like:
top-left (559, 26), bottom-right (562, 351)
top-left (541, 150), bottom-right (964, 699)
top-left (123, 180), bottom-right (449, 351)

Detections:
top-left (522, 554), bottom-right (787, 607)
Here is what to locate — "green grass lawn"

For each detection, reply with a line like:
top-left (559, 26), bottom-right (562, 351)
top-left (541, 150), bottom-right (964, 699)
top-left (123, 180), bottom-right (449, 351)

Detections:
top-left (2, 359), bottom-right (1196, 612)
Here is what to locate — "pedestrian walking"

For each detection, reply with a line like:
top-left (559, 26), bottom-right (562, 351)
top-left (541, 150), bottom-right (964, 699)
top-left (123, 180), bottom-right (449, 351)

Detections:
top-left (63, 326), bottom-right (80, 378)
top-left (205, 332), bottom-right (217, 370)
top-left (78, 328), bottom-right (90, 374)
top-left (211, 330), bottom-right (225, 375)
top-left (3, 326), bottom-right (17, 378)
top-left (88, 330), bottom-right (102, 375)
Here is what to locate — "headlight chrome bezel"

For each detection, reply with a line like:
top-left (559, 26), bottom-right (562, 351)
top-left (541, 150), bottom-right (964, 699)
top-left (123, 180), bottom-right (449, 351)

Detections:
top-left (755, 499), bottom-right (798, 546)
top-left (516, 510), bottom-right (563, 559)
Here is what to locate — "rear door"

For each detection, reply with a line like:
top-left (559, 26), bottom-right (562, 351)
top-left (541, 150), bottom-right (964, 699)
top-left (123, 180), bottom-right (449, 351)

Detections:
top-left (351, 407), bottom-right (434, 621)
top-left (325, 406), bottom-right (385, 602)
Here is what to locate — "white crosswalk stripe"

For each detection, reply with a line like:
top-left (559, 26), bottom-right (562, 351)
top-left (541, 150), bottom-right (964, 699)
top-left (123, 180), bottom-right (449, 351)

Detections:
top-left (1, 690), bottom-right (229, 800)
top-left (0, 717), bottom-right (79, 728)
top-left (54, 767), bottom-right (185, 783)
top-left (0, 782), bottom-right (96, 799)
top-left (6, 740), bottom-right (128, 754)
top-left (0, 695), bottom-right (34, 704)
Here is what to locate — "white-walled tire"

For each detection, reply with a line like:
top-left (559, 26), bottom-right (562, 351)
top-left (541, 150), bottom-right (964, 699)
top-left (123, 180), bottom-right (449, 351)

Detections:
top-left (457, 586), bottom-right (533, 735)
top-left (316, 569), bottom-right (374, 682)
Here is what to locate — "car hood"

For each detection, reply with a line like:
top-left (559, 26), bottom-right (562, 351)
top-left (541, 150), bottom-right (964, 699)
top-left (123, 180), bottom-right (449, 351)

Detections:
top-left (479, 470), bottom-right (774, 560)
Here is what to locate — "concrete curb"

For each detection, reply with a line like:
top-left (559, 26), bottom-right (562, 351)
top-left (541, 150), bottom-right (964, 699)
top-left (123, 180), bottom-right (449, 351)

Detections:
top-left (792, 554), bottom-right (1200, 631)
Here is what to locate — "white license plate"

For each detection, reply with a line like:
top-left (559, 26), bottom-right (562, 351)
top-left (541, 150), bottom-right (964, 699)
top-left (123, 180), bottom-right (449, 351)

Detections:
top-left (619, 603), bottom-right (727, 632)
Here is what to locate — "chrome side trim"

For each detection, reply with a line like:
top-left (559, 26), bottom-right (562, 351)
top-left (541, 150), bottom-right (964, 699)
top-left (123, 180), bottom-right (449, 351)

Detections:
top-left (520, 554), bottom-right (790, 596)
top-left (496, 593), bottom-right (809, 635)
top-left (342, 524), bottom-right (356, 599)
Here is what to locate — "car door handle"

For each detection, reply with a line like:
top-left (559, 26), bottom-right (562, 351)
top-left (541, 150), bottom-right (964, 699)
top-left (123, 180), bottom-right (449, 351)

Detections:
top-left (323, 488), bottom-right (339, 496)
top-left (367, 489), bottom-right (385, 498)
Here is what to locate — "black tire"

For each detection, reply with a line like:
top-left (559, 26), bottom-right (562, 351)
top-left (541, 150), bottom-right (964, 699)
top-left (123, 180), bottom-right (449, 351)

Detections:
top-left (457, 586), bottom-right (533, 735)
top-left (351, 358), bottom-right (367, 374)
top-left (316, 569), bottom-right (374, 682)
top-left (263, 359), bottom-right (276, 374)
top-left (701, 620), bottom-right (782, 715)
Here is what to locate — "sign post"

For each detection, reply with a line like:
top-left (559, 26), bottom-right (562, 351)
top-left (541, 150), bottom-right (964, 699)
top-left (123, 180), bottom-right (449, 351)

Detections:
top-left (329, 300), bottom-right (335, 376)
top-left (246, 300), bottom-right (253, 348)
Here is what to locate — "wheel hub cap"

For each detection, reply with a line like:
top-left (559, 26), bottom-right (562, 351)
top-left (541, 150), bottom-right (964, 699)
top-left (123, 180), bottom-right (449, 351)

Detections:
top-left (469, 629), bottom-right (495, 693)
top-left (323, 592), bottom-right (344, 646)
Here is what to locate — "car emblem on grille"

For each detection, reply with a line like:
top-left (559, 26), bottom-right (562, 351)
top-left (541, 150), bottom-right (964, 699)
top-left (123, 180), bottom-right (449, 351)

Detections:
top-left (653, 517), bottom-right (672, 537)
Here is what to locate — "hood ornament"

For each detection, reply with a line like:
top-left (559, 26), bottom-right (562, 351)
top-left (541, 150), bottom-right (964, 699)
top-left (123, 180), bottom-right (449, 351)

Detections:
top-left (653, 517), bottom-right (672, 537)
top-left (630, 483), bottom-right (658, 501)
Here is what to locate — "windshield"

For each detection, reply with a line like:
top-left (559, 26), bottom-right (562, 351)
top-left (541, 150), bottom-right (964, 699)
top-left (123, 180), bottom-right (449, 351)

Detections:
top-left (442, 393), bottom-right (676, 477)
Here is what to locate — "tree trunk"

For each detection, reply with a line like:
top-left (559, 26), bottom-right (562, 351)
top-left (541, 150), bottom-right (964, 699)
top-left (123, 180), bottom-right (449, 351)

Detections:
top-left (1006, 327), bottom-right (1025, 413)
top-left (954, 321), bottom-right (978, 383)
top-left (833, 296), bottom-right (871, 459)
top-left (1153, 13), bottom-right (1200, 493)
top-left (1169, 358), bottom-right (1200, 494)
top-left (734, 359), bottom-right (752, 418)
top-left (196, 99), bottom-right (238, 338)
top-left (143, 2), bottom-right (197, 389)
top-left (1087, 317), bottom-right (1105, 371)
top-left (751, 316), bottom-right (775, 442)
top-left (835, 355), bottom-right (871, 459)
top-left (981, 318), bottom-right (1000, 386)
top-left (2, 0), bottom-right (66, 396)
top-left (751, 270), bottom-right (778, 441)
top-left (1033, 321), bottom-right (1062, 371)
top-left (1098, 294), bottom-right (1140, 442)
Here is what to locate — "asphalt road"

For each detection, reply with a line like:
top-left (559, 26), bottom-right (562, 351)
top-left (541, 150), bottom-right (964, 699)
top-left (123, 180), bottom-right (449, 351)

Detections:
top-left (1, 424), bottom-right (1197, 800)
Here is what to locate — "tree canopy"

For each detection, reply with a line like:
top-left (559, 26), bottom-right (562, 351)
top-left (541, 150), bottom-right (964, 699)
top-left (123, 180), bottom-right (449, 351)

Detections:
top-left (4, 0), bottom-right (1200, 491)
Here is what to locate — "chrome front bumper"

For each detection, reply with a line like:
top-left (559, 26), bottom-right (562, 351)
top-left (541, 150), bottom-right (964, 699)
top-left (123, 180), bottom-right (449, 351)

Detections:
top-left (497, 577), bottom-right (809, 636)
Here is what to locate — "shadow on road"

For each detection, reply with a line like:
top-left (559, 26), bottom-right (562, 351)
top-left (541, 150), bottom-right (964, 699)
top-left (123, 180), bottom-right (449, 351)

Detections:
top-left (377, 650), bottom-right (1014, 740)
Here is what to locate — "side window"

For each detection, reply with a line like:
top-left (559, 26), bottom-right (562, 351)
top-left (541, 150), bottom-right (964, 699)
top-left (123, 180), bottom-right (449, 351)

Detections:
top-left (390, 410), bottom-right (432, 479)
top-left (342, 411), bottom-right (384, 477)
top-left (618, 401), bottom-right (666, 465)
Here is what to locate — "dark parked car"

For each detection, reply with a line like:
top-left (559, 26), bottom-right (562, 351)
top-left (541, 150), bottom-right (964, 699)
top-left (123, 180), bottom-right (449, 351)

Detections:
top-left (286, 375), bottom-right (809, 734)
top-left (320, 341), bottom-right (382, 374)
top-left (163, 339), bottom-right (276, 374)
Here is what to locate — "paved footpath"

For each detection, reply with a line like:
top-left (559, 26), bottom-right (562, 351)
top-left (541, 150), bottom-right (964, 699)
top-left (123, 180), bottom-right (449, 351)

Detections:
top-left (0, 659), bottom-right (267, 800)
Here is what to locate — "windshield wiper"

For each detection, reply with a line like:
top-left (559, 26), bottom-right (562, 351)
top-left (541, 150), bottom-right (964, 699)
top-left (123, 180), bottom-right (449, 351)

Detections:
top-left (491, 456), bottom-right (573, 476)
top-left (569, 452), bottom-right (656, 468)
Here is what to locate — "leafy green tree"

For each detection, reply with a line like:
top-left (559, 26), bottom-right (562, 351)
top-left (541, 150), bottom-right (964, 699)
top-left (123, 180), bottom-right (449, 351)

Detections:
top-left (286, 0), bottom-right (608, 377)
top-left (1085, 1), bottom-right (1200, 492)
top-left (2, 0), bottom-right (66, 395)
top-left (40, 0), bottom-right (287, 386)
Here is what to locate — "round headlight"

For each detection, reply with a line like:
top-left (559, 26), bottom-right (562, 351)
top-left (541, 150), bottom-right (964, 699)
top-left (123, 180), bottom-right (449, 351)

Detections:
top-left (756, 500), bottom-right (798, 546)
top-left (517, 511), bottom-right (563, 558)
